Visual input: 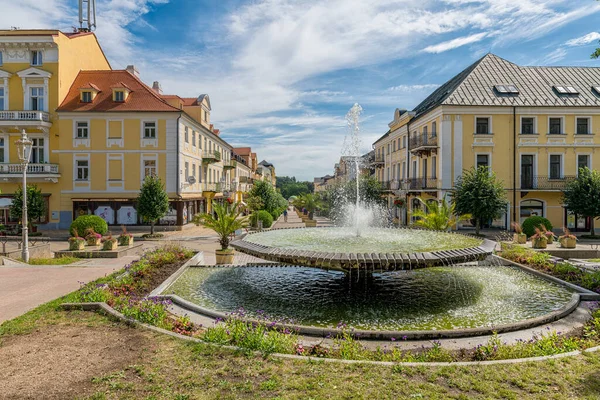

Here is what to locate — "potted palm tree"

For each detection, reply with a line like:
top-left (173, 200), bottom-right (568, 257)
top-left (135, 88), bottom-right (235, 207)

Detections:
top-left (301, 194), bottom-right (321, 227)
top-left (411, 196), bottom-right (471, 231)
top-left (193, 202), bottom-right (248, 264)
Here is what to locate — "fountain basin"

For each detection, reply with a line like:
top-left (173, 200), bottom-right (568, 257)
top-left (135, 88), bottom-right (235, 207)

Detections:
top-left (231, 227), bottom-right (495, 271)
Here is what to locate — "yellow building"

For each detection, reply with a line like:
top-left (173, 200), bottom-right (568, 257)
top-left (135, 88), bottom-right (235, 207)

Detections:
top-left (374, 54), bottom-right (600, 231)
top-left (230, 151), bottom-right (253, 204)
top-left (0, 29), bottom-right (110, 228)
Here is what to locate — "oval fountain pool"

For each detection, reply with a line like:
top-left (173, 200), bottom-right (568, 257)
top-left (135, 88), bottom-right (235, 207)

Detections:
top-left (166, 265), bottom-right (574, 331)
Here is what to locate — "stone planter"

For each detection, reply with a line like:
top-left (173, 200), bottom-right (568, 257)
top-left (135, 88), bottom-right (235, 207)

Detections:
top-left (102, 240), bottom-right (118, 251)
top-left (513, 233), bottom-right (526, 244)
top-left (216, 249), bottom-right (235, 264)
top-left (546, 235), bottom-right (555, 244)
top-left (118, 236), bottom-right (134, 246)
top-left (532, 238), bottom-right (547, 249)
top-left (305, 219), bottom-right (317, 227)
top-left (86, 237), bottom-right (101, 246)
top-left (560, 237), bottom-right (577, 249)
top-left (69, 240), bottom-right (85, 251)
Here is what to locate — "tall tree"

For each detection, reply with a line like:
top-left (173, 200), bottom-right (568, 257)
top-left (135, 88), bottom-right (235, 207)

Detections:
top-left (453, 167), bottom-right (508, 235)
top-left (10, 184), bottom-right (46, 226)
top-left (137, 175), bottom-right (170, 234)
top-left (563, 167), bottom-right (600, 237)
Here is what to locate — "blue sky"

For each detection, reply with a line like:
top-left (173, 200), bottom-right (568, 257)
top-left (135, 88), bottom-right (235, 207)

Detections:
top-left (2, 0), bottom-right (600, 180)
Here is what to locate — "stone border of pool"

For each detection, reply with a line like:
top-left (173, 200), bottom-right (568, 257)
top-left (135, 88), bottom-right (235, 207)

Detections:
top-left (230, 227), bottom-right (496, 272)
top-left (155, 254), bottom-right (600, 341)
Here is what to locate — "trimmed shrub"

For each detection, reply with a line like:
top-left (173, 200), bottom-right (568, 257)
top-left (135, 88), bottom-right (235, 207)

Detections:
top-left (70, 215), bottom-right (108, 237)
top-left (522, 216), bottom-right (553, 238)
top-left (251, 210), bottom-right (274, 229)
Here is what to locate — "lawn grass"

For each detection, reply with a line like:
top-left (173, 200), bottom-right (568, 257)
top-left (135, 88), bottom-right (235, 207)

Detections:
top-left (27, 256), bottom-right (81, 265)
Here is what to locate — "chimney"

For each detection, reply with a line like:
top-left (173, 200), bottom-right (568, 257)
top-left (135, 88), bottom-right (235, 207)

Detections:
top-left (152, 81), bottom-right (162, 95)
top-left (125, 65), bottom-right (140, 77)
top-left (213, 129), bottom-right (220, 136)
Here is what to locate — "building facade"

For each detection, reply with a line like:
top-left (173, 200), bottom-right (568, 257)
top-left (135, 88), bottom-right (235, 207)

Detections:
top-left (373, 54), bottom-right (600, 231)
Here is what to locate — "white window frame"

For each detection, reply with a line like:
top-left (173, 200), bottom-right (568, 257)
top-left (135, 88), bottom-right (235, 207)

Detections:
top-left (28, 85), bottom-right (45, 111)
top-left (575, 116), bottom-right (593, 135)
top-left (431, 156), bottom-right (437, 179)
top-left (0, 134), bottom-right (7, 163)
top-left (141, 154), bottom-right (158, 182)
top-left (141, 120), bottom-right (158, 147)
top-left (475, 152), bottom-right (492, 170)
top-left (73, 120), bottom-right (90, 148)
top-left (28, 135), bottom-right (47, 164)
top-left (519, 116), bottom-right (537, 135)
top-left (548, 153), bottom-right (564, 180)
top-left (81, 91), bottom-right (92, 103)
top-left (106, 153), bottom-right (125, 191)
top-left (547, 116), bottom-right (564, 135)
top-left (30, 50), bottom-right (43, 66)
top-left (74, 155), bottom-right (90, 182)
top-left (576, 153), bottom-right (592, 175)
top-left (474, 115), bottom-right (493, 135)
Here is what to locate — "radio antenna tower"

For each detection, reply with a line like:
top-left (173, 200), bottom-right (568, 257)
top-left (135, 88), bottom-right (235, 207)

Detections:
top-left (78, 0), bottom-right (97, 32)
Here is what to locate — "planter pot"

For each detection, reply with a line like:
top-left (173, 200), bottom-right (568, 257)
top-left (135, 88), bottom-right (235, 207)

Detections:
top-left (69, 241), bottom-right (85, 251)
top-left (118, 236), bottom-right (134, 246)
top-left (103, 241), bottom-right (118, 251)
top-left (216, 249), bottom-right (235, 264)
top-left (532, 238), bottom-right (547, 249)
top-left (560, 237), bottom-right (577, 248)
top-left (305, 219), bottom-right (317, 227)
top-left (86, 237), bottom-right (101, 246)
top-left (513, 233), bottom-right (527, 244)
top-left (546, 236), bottom-right (554, 244)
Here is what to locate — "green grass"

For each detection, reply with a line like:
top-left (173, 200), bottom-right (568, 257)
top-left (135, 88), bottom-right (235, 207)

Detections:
top-left (587, 259), bottom-right (600, 262)
top-left (26, 257), bottom-right (81, 265)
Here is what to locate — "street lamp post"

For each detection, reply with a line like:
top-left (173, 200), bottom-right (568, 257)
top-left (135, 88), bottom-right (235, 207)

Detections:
top-left (15, 130), bottom-right (33, 263)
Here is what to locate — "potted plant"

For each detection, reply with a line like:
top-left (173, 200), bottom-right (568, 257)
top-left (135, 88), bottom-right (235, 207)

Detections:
top-left (192, 201), bottom-right (248, 264)
top-left (102, 234), bottom-right (118, 251)
top-left (558, 227), bottom-right (577, 249)
top-left (68, 229), bottom-right (86, 251)
top-left (118, 225), bottom-right (134, 246)
top-left (300, 194), bottom-right (321, 227)
top-left (511, 222), bottom-right (527, 244)
top-left (540, 224), bottom-right (556, 244)
top-left (394, 198), bottom-right (406, 208)
top-left (531, 228), bottom-right (548, 249)
top-left (85, 227), bottom-right (102, 246)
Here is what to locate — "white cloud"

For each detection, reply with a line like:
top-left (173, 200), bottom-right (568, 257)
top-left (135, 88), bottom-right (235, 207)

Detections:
top-left (545, 48), bottom-right (568, 64)
top-left (387, 84), bottom-right (440, 92)
top-left (423, 32), bottom-right (488, 53)
top-left (565, 32), bottom-right (600, 47)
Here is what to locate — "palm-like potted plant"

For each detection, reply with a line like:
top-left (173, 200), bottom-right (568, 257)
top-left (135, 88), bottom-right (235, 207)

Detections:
top-left (300, 194), bottom-right (321, 227)
top-left (192, 202), bottom-right (248, 264)
top-left (558, 227), bottom-right (577, 248)
top-left (102, 234), bottom-right (118, 251)
top-left (531, 227), bottom-right (548, 249)
top-left (411, 196), bottom-right (471, 231)
top-left (118, 225), bottom-right (134, 246)
top-left (68, 229), bottom-right (86, 251)
top-left (539, 224), bottom-right (556, 244)
top-left (85, 227), bottom-right (102, 246)
top-left (511, 222), bottom-right (527, 244)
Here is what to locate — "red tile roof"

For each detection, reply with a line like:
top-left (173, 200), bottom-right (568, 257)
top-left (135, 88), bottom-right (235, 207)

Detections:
top-left (57, 70), bottom-right (181, 112)
top-left (233, 147), bottom-right (252, 156)
top-left (79, 82), bottom-right (101, 91)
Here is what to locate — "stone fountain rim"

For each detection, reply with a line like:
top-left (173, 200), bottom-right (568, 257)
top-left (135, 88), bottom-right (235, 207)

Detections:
top-left (231, 226), bottom-right (496, 271)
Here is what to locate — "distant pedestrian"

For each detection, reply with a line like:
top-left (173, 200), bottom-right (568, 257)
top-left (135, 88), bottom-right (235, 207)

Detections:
top-left (283, 209), bottom-right (288, 222)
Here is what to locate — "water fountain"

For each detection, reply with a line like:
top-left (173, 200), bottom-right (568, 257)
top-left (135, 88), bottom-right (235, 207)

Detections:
top-left (164, 104), bottom-right (577, 336)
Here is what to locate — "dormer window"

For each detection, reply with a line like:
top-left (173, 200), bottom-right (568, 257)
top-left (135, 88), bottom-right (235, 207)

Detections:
top-left (31, 50), bottom-right (43, 66)
top-left (115, 91), bottom-right (124, 102)
top-left (81, 91), bottom-right (92, 103)
top-left (111, 83), bottom-right (131, 102)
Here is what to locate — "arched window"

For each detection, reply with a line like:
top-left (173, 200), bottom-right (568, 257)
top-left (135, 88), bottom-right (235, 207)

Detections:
top-left (520, 200), bottom-right (544, 222)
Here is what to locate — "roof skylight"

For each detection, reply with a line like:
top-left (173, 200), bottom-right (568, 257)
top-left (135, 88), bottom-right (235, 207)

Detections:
top-left (554, 85), bottom-right (579, 94)
top-left (592, 86), bottom-right (600, 95)
top-left (494, 84), bottom-right (519, 94)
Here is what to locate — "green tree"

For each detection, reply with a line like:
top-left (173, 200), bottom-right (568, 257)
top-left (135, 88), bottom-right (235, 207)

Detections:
top-left (276, 175), bottom-right (314, 199)
top-left (453, 167), bottom-right (508, 235)
top-left (411, 196), bottom-right (471, 231)
top-left (10, 184), bottom-right (46, 226)
top-left (137, 175), bottom-right (170, 234)
top-left (192, 202), bottom-right (248, 250)
top-left (297, 193), bottom-right (322, 219)
top-left (249, 180), bottom-right (287, 217)
top-left (563, 167), bottom-right (600, 237)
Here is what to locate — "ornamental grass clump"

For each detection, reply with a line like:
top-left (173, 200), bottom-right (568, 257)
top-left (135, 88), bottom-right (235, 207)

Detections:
top-left (68, 229), bottom-right (86, 251)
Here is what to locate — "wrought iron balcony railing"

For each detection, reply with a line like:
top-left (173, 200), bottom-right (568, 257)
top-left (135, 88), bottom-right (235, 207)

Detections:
top-left (0, 163), bottom-right (59, 174)
top-left (520, 175), bottom-right (576, 190)
top-left (0, 110), bottom-right (50, 123)
top-left (202, 151), bottom-right (221, 163)
top-left (406, 178), bottom-right (440, 191)
top-left (381, 180), bottom-right (401, 191)
top-left (372, 154), bottom-right (385, 165)
top-left (409, 133), bottom-right (438, 152)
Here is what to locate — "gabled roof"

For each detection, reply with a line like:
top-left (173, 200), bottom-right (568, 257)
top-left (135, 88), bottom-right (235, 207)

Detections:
top-left (182, 94), bottom-right (211, 109)
top-left (79, 82), bottom-right (101, 91)
top-left (233, 147), bottom-right (252, 156)
top-left (57, 70), bottom-right (181, 112)
top-left (259, 160), bottom-right (274, 167)
top-left (412, 53), bottom-right (600, 119)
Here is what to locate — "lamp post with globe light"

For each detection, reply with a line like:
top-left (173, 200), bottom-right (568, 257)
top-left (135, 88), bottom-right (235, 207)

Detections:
top-left (15, 130), bottom-right (33, 262)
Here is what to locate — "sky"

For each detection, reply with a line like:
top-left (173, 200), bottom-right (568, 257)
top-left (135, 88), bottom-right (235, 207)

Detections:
top-left (2, 0), bottom-right (600, 181)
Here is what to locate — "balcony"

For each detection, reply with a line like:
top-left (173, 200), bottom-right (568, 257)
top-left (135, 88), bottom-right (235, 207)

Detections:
top-left (410, 133), bottom-right (438, 155)
top-left (0, 110), bottom-right (51, 127)
top-left (202, 183), bottom-right (220, 193)
top-left (239, 176), bottom-right (253, 184)
top-left (382, 180), bottom-right (401, 191)
top-left (202, 151), bottom-right (221, 164)
top-left (372, 154), bottom-right (385, 166)
top-left (406, 178), bottom-right (439, 191)
top-left (520, 175), bottom-right (576, 191)
top-left (222, 160), bottom-right (237, 170)
top-left (0, 163), bottom-right (60, 182)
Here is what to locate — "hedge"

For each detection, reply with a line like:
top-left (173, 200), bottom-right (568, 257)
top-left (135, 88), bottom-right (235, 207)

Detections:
top-left (251, 210), bottom-right (274, 229)
top-left (522, 216), bottom-right (553, 238)
top-left (70, 215), bottom-right (109, 237)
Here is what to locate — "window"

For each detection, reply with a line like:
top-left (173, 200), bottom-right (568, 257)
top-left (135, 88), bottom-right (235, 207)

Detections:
top-left (554, 85), bottom-right (578, 95)
top-left (387, 144), bottom-right (390, 155)
top-left (393, 140), bottom-right (396, 152)
top-left (31, 50), bottom-right (42, 66)
top-left (494, 84), bottom-right (519, 94)
top-left (114, 91), bottom-right (124, 102)
top-left (184, 127), bottom-right (189, 143)
top-left (185, 162), bottom-right (189, 179)
top-left (192, 163), bottom-right (196, 177)
top-left (576, 118), bottom-right (590, 135)
top-left (476, 154), bottom-right (489, 170)
top-left (76, 160), bottom-right (89, 181)
top-left (520, 200), bottom-right (544, 222)
top-left (30, 138), bottom-right (44, 163)
top-left (432, 156), bottom-right (437, 179)
top-left (204, 137), bottom-right (207, 150)
top-left (0, 137), bottom-right (4, 163)
top-left (0, 51), bottom-right (3, 65)
top-left (593, 86), bottom-right (600, 96)
top-left (0, 87), bottom-right (4, 111)
top-left (521, 117), bottom-right (535, 134)
top-left (192, 131), bottom-right (196, 147)
top-left (76, 121), bottom-right (89, 139)
top-left (402, 162), bottom-right (406, 179)
top-left (549, 118), bottom-right (562, 135)
top-left (81, 91), bottom-right (92, 103)
top-left (144, 160), bottom-right (156, 177)
top-left (476, 117), bottom-right (490, 134)
top-left (577, 155), bottom-right (590, 174)
top-left (143, 122), bottom-right (156, 138)
top-left (402, 136), bottom-right (406, 149)
top-left (432, 122), bottom-right (437, 137)
top-left (550, 155), bottom-right (562, 179)
top-left (423, 126), bottom-right (428, 136)
top-left (30, 87), bottom-right (44, 111)
top-left (199, 165), bottom-right (202, 182)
